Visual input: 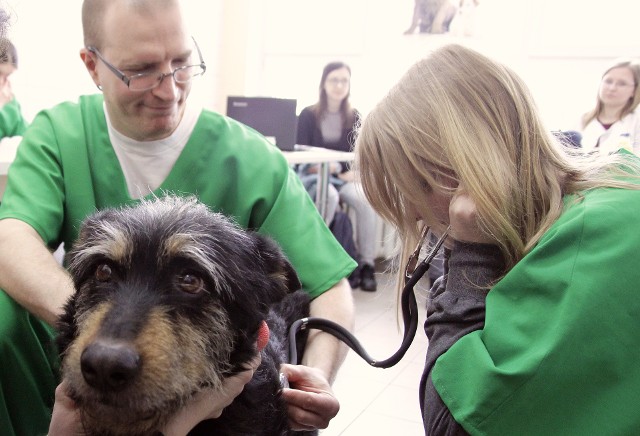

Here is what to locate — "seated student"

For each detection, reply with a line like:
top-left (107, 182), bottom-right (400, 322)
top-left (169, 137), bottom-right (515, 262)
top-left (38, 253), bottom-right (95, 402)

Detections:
top-left (577, 58), bottom-right (640, 154)
top-left (0, 38), bottom-right (27, 138)
top-left (0, 1), bottom-right (355, 434)
top-left (297, 61), bottom-right (379, 292)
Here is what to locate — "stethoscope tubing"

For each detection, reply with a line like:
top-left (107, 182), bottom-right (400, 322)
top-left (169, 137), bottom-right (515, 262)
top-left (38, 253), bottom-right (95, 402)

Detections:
top-left (288, 227), bottom-right (450, 368)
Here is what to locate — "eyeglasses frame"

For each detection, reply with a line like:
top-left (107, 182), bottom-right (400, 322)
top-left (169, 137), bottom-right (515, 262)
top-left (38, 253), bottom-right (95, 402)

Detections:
top-left (87, 36), bottom-right (206, 91)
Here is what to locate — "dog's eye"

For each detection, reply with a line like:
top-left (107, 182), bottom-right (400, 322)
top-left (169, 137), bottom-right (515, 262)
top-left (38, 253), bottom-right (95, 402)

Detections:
top-left (178, 273), bottom-right (204, 294)
top-left (95, 264), bottom-right (113, 282)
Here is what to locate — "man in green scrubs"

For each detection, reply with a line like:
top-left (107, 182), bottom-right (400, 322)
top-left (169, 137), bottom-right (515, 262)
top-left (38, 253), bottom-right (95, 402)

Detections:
top-left (0, 38), bottom-right (27, 139)
top-left (0, 1), bottom-right (356, 434)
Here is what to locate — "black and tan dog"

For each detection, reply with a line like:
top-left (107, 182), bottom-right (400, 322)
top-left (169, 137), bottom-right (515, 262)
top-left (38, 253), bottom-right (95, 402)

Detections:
top-left (57, 196), bottom-right (312, 435)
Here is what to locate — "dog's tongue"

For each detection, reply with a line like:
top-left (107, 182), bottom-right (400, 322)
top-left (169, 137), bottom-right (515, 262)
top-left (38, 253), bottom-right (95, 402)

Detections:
top-left (257, 320), bottom-right (270, 351)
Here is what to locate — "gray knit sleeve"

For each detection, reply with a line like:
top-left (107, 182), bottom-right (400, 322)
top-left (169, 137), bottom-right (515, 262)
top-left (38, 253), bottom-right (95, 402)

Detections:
top-left (420, 241), bottom-right (505, 435)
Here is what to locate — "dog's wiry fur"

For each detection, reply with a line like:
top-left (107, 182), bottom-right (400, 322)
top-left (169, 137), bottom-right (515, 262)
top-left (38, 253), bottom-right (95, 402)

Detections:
top-left (57, 196), bottom-right (313, 435)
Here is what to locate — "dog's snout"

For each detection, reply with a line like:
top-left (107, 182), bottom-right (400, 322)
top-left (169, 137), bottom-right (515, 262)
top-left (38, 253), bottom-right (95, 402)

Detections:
top-left (80, 340), bottom-right (141, 391)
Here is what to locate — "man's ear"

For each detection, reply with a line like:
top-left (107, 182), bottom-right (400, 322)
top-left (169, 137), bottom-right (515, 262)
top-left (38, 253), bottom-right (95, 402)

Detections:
top-left (79, 48), bottom-right (101, 89)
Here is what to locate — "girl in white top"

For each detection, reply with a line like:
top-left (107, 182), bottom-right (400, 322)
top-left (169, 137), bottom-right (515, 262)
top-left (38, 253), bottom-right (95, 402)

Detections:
top-left (579, 59), bottom-right (640, 155)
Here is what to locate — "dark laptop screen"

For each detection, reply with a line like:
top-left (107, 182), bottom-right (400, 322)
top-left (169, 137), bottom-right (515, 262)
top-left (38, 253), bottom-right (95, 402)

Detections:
top-left (226, 96), bottom-right (298, 151)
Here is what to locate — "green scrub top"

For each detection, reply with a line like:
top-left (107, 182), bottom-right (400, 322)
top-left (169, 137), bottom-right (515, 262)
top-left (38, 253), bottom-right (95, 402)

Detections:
top-left (433, 184), bottom-right (640, 435)
top-left (0, 94), bottom-right (356, 296)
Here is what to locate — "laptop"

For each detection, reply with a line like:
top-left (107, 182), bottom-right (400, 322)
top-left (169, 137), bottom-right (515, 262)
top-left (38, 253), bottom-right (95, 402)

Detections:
top-left (226, 96), bottom-right (298, 151)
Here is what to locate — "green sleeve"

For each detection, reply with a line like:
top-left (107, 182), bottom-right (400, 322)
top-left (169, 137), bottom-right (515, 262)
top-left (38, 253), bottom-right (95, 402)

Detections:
top-left (179, 113), bottom-right (357, 297)
top-left (0, 99), bottom-right (28, 138)
top-left (258, 162), bottom-right (356, 297)
top-left (0, 107), bottom-right (66, 246)
top-left (0, 98), bottom-right (98, 248)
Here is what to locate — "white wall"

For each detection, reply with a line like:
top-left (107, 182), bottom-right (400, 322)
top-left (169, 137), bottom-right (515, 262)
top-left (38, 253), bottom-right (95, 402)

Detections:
top-left (1, 0), bottom-right (639, 131)
top-left (244, 0), bottom-right (640, 130)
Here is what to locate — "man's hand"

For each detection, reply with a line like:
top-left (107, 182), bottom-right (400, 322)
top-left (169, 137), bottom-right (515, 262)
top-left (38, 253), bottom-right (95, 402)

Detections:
top-left (280, 364), bottom-right (340, 432)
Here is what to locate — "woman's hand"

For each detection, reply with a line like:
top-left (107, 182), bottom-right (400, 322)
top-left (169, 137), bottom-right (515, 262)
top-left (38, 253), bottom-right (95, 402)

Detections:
top-left (161, 353), bottom-right (262, 436)
top-left (48, 381), bottom-right (84, 436)
top-left (448, 187), bottom-right (495, 245)
top-left (280, 364), bottom-right (340, 432)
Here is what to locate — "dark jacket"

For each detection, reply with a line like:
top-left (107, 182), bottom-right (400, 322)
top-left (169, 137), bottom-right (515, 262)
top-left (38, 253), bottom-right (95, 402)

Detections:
top-left (296, 106), bottom-right (359, 174)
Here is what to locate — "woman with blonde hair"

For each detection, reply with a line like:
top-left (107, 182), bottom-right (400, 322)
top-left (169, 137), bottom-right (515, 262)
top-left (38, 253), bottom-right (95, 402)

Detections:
top-left (578, 58), bottom-right (640, 153)
top-left (355, 44), bottom-right (640, 434)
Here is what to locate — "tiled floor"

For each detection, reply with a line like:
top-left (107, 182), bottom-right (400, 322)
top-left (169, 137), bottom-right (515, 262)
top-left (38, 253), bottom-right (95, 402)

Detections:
top-left (320, 269), bottom-right (429, 436)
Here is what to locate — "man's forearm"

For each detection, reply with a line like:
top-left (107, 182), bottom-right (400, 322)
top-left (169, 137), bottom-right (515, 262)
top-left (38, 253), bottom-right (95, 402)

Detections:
top-left (303, 278), bottom-right (355, 384)
top-left (0, 218), bottom-right (74, 326)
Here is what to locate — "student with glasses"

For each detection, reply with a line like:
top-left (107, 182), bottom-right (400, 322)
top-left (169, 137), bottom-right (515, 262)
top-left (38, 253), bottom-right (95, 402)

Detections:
top-left (578, 58), bottom-right (640, 154)
top-left (0, 0), bottom-right (356, 434)
top-left (297, 61), bottom-right (380, 292)
top-left (355, 44), bottom-right (640, 434)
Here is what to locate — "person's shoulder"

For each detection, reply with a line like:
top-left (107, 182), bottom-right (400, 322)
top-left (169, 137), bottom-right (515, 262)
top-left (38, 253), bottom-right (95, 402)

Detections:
top-left (561, 184), bottom-right (640, 231)
top-left (35, 94), bottom-right (103, 118)
top-left (198, 108), bottom-right (284, 156)
top-left (197, 108), bottom-right (256, 137)
top-left (200, 108), bottom-right (258, 136)
top-left (622, 108), bottom-right (640, 124)
top-left (298, 106), bottom-right (316, 119)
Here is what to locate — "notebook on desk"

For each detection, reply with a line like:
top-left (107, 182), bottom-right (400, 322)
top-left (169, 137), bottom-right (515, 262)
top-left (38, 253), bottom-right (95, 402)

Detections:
top-left (226, 96), bottom-right (298, 151)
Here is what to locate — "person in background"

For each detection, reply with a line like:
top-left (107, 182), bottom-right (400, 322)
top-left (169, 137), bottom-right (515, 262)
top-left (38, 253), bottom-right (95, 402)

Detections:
top-left (0, 0), bottom-right (355, 434)
top-left (578, 58), bottom-right (640, 154)
top-left (355, 43), bottom-right (640, 434)
top-left (297, 61), bottom-right (378, 292)
top-left (0, 37), bottom-right (27, 138)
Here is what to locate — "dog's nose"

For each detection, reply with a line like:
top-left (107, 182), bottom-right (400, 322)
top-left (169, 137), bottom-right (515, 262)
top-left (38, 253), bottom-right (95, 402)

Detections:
top-left (80, 340), bottom-right (141, 391)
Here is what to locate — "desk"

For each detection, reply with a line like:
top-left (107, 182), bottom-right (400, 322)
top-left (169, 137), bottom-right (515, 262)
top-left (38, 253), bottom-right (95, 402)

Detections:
top-left (282, 146), bottom-right (354, 220)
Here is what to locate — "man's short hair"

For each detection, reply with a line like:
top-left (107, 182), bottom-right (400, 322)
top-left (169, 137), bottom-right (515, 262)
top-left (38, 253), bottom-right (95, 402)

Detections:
top-left (82, 0), bottom-right (179, 49)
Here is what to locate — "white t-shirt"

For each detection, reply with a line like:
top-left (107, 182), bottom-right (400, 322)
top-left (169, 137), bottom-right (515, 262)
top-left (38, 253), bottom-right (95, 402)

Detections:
top-left (320, 111), bottom-right (342, 144)
top-left (105, 103), bottom-right (200, 199)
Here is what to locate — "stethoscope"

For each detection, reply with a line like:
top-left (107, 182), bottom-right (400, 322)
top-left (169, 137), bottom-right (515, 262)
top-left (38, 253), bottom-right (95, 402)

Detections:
top-left (287, 225), bottom-right (450, 369)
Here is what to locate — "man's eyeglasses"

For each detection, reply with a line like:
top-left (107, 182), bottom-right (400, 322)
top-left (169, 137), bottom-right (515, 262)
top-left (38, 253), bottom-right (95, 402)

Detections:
top-left (87, 37), bottom-right (206, 92)
top-left (404, 225), bottom-right (450, 286)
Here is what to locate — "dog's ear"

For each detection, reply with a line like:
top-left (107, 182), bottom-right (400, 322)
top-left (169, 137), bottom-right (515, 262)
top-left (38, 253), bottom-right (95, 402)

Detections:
top-left (254, 234), bottom-right (302, 294)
